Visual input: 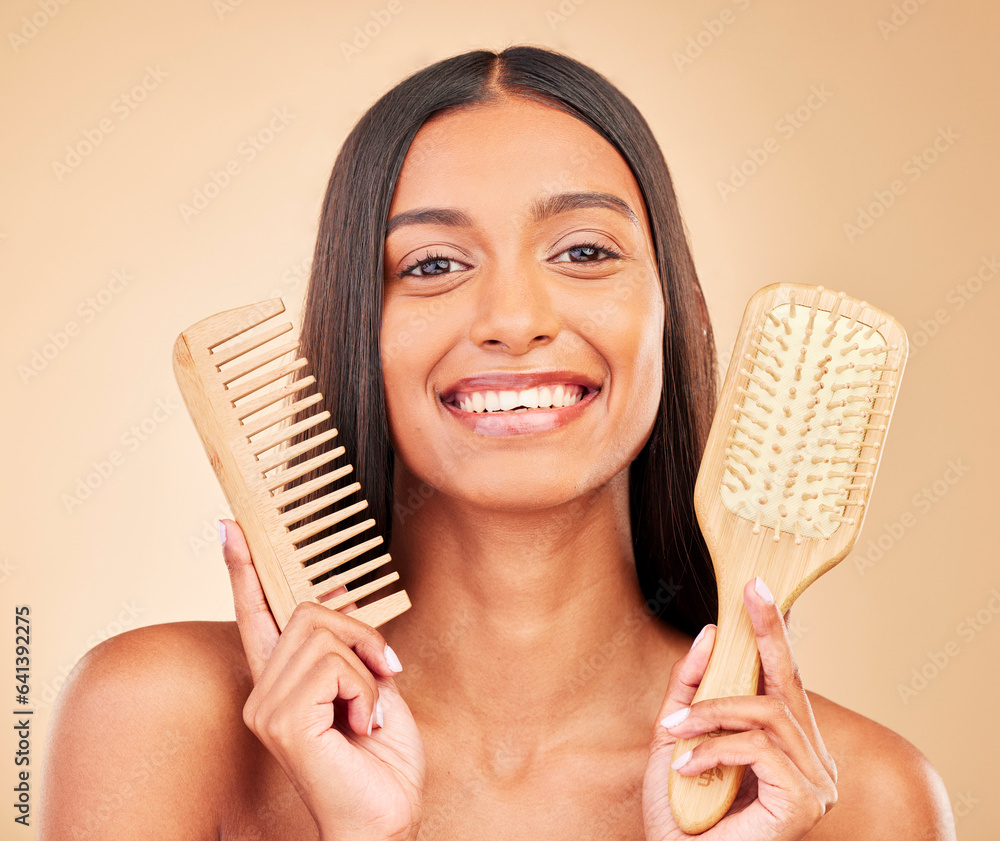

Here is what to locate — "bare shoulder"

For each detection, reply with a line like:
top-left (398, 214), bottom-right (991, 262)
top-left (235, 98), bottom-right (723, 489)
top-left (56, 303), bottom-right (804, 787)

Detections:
top-left (39, 621), bottom-right (255, 840)
top-left (805, 690), bottom-right (956, 841)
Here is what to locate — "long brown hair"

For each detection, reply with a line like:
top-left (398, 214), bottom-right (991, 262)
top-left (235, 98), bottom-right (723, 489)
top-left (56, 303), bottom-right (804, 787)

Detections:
top-left (297, 46), bottom-right (718, 636)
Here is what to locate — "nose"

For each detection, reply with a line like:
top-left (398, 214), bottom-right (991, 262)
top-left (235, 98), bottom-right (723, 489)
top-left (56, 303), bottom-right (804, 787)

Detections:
top-left (468, 262), bottom-right (560, 355)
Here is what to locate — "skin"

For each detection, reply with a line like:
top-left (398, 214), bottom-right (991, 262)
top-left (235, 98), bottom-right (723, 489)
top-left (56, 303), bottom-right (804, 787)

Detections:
top-left (38, 97), bottom-right (956, 841)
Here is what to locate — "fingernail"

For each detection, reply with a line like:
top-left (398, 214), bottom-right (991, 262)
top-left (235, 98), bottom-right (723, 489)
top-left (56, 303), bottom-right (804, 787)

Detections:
top-left (218, 520), bottom-right (227, 546)
top-left (375, 698), bottom-right (384, 729)
top-left (660, 707), bottom-right (690, 729)
top-left (671, 750), bottom-right (693, 771)
top-left (689, 625), bottom-right (708, 651)
top-left (384, 644), bottom-right (403, 673)
top-left (754, 576), bottom-right (774, 605)
top-left (367, 709), bottom-right (374, 737)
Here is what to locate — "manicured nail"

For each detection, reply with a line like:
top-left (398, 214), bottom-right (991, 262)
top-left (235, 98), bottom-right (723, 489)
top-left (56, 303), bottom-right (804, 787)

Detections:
top-left (754, 576), bottom-right (774, 605)
top-left (671, 750), bottom-right (693, 770)
top-left (690, 625), bottom-right (708, 650)
top-left (218, 520), bottom-right (227, 546)
top-left (375, 698), bottom-right (384, 729)
top-left (660, 707), bottom-right (690, 729)
top-left (384, 644), bottom-right (403, 673)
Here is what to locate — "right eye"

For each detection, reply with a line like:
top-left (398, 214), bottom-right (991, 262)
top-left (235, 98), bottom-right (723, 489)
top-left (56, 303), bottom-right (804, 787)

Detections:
top-left (399, 253), bottom-right (470, 278)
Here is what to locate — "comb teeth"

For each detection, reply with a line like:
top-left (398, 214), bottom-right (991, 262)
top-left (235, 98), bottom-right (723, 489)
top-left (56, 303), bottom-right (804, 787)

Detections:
top-left (173, 299), bottom-right (410, 630)
top-left (719, 292), bottom-right (901, 541)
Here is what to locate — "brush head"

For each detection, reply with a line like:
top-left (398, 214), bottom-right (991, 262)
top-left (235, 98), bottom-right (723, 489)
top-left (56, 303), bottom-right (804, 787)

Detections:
top-left (173, 298), bottom-right (410, 630)
top-left (695, 284), bottom-right (907, 600)
top-left (719, 290), bottom-right (898, 543)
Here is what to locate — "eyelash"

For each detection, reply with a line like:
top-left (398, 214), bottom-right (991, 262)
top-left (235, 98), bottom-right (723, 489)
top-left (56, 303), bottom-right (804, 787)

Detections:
top-left (397, 240), bottom-right (623, 279)
top-left (556, 240), bottom-right (624, 264)
top-left (398, 251), bottom-right (459, 279)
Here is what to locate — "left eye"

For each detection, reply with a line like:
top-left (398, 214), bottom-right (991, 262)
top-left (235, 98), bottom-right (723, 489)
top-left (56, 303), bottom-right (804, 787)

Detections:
top-left (552, 243), bottom-right (621, 263)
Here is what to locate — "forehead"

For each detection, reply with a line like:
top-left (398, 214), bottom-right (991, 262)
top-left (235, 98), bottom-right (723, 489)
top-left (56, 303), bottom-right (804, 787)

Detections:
top-left (389, 96), bottom-right (650, 230)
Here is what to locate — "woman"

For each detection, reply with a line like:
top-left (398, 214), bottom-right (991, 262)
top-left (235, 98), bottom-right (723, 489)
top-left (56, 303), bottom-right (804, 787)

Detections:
top-left (40, 46), bottom-right (953, 840)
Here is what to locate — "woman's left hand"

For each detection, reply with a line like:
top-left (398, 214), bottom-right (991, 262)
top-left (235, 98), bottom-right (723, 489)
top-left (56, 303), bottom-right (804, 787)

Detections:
top-left (642, 577), bottom-right (839, 840)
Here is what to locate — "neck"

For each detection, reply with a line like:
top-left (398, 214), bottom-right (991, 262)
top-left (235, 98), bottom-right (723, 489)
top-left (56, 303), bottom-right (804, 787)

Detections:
top-left (382, 463), bottom-right (686, 753)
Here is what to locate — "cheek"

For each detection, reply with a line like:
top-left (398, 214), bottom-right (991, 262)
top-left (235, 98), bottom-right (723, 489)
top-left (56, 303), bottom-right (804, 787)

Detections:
top-left (593, 272), bottom-right (664, 382)
top-left (627, 287), bottom-right (665, 425)
top-left (583, 273), bottom-right (664, 439)
top-left (630, 282), bottom-right (665, 381)
top-left (379, 296), bottom-right (454, 413)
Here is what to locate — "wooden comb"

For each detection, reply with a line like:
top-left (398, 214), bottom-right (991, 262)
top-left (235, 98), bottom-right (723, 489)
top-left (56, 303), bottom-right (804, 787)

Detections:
top-left (172, 298), bottom-right (411, 631)
top-left (668, 283), bottom-right (907, 833)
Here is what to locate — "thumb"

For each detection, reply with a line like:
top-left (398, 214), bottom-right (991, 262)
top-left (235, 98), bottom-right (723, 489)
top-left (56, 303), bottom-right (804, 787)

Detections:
top-left (220, 518), bottom-right (280, 681)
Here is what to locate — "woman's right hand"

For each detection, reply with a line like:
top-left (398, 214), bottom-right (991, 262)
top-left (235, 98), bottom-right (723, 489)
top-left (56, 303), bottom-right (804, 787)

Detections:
top-left (220, 518), bottom-right (426, 841)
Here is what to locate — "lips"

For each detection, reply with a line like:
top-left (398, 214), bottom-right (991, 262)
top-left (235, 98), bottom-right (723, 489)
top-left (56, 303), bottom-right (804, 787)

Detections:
top-left (438, 370), bottom-right (602, 436)
top-left (439, 371), bottom-right (601, 414)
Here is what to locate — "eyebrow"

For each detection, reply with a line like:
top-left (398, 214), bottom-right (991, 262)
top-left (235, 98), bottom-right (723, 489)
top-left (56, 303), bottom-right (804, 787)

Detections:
top-left (384, 190), bottom-right (639, 235)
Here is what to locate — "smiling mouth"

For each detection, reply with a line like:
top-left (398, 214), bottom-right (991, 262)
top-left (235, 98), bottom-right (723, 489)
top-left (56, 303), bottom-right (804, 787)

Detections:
top-left (443, 384), bottom-right (597, 413)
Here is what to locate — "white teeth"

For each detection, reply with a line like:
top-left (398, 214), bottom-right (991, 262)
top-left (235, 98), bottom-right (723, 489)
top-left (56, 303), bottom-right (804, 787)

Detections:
top-left (519, 388), bottom-right (539, 409)
top-left (453, 384), bottom-right (588, 413)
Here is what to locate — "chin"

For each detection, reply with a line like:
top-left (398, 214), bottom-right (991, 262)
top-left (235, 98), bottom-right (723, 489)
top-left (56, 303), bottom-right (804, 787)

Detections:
top-left (422, 449), bottom-right (627, 514)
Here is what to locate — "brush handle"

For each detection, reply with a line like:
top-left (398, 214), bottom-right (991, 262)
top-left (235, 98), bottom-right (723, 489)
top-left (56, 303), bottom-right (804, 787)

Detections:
top-left (667, 593), bottom-right (761, 834)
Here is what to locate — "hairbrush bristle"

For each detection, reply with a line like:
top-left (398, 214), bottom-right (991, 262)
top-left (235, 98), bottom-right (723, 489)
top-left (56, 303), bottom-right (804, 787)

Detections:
top-left (720, 290), bottom-right (899, 542)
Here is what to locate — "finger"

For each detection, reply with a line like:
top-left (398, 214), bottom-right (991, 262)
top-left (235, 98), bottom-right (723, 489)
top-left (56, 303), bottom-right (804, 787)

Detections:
top-left (654, 624), bottom-right (717, 727)
top-left (220, 518), bottom-right (279, 681)
top-left (254, 625), bottom-right (382, 738)
top-left (251, 646), bottom-right (381, 743)
top-left (222, 519), bottom-right (403, 686)
top-left (662, 694), bottom-right (828, 786)
top-left (647, 625), bottom-right (716, 759)
top-left (744, 577), bottom-right (835, 778)
top-left (671, 729), bottom-right (836, 829)
top-left (319, 583), bottom-right (358, 613)
top-left (263, 600), bottom-right (403, 687)
top-left (644, 625), bottom-right (716, 825)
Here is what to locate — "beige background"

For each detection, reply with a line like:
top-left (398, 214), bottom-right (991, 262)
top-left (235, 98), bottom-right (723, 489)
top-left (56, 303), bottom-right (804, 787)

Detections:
top-left (3, 0), bottom-right (998, 837)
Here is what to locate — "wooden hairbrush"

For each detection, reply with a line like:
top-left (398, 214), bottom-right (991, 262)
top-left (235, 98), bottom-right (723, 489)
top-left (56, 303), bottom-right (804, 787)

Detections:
top-left (668, 283), bottom-right (907, 833)
top-left (172, 298), bottom-right (411, 630)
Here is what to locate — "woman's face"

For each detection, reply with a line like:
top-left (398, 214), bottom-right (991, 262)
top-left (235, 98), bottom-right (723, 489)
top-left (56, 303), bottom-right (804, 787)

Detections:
top-left (381, 96), bottom-right (664, 511)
